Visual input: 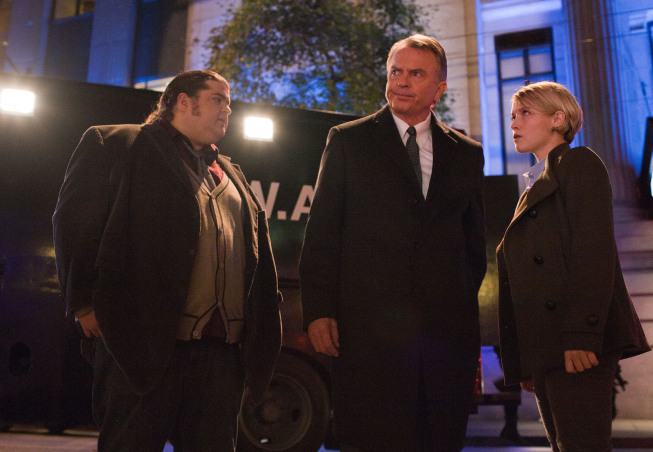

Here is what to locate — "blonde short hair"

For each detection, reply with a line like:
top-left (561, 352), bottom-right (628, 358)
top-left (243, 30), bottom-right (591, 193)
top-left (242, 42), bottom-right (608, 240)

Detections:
top-left (512, 81), bottom-right (583, 143)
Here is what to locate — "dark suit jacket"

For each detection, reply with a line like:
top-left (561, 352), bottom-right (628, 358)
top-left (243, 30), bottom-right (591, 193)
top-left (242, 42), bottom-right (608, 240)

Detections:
top-left (53, 122), bottom-right (282, 401)
top-left (299, 106), bottom-right (486, 448)
top-left (497, 144), bottom-right (650, 385)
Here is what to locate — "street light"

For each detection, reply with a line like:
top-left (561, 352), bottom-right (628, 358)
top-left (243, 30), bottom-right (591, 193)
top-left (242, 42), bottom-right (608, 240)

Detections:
top-left (243, 116), bottom-right (273, 142)
top-left (0, 88), bottom-right (36, 116)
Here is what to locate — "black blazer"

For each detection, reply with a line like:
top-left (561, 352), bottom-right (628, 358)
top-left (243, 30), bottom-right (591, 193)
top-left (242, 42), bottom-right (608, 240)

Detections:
top-left (53, 122), bottom-right (281, 400)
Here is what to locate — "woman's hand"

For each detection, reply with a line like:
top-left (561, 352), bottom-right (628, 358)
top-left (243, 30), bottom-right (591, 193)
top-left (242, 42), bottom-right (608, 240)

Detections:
top-left (564, 350), bottom-right (599, 373)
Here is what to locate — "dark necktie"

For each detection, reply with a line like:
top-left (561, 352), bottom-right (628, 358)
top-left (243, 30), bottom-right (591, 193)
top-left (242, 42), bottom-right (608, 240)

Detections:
top-left (406, 126), bottom-right (422, 188)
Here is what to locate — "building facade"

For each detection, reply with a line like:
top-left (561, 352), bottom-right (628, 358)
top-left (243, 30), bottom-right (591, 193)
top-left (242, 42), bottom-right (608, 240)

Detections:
top-left (4, 0), bottom-right (652, 198)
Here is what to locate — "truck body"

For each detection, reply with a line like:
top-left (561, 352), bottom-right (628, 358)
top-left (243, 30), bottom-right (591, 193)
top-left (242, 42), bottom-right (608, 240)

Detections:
top-left (0, 74), bottom-right (520, 450)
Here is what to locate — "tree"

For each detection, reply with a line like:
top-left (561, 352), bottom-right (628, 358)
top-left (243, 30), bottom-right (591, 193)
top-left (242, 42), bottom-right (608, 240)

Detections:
top-left (206, 0), bottom-right (453, 121)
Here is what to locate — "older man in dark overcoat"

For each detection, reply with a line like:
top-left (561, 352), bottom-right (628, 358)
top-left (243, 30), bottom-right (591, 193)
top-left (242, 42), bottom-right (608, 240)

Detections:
top-left (300, 35), bottom-right (486, 452)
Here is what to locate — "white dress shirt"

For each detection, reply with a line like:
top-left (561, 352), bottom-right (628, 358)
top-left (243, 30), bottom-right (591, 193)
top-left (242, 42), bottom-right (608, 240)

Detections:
top-left (392, 113), bottom-right (433, 198)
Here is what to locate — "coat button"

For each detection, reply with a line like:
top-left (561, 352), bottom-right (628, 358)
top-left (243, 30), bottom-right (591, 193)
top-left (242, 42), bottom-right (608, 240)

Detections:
top-left (587, 314), bottom-right (599, 326)
top-left (545, 300), bottom-right (556, 310)
top-left (527, 209), bottom-right (538, 218)
top-left (533, 255), bottom-right (544, 265)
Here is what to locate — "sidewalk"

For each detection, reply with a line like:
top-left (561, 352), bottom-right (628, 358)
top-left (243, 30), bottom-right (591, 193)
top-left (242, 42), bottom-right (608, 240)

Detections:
top-left (465, 418), bottom-right (653, 448)
top-left (1, 419), bottom-right (652, 451)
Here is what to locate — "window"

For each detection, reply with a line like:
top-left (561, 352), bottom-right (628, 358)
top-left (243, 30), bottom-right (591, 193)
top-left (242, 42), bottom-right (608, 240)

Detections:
top-left (1, 0), bottom-right (12, 38)
top-left (45, 0), bottom-right (94, 80)
top-left (53, 0), bottom-right (95, 20)
top-left (132, 0), bottom-right (188, 85)
top-left (495, 28), bottom-right (555, 178)
top-left (1, 0), bottom-right (11, 72)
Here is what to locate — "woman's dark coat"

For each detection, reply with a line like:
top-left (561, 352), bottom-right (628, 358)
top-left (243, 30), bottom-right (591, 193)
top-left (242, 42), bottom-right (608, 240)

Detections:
top-left (497, 144), bottom-right (649, 385)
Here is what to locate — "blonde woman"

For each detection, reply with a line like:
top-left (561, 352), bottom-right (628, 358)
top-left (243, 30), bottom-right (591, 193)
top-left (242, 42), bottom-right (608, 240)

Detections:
top-left (496, 81), bottom-right (649, 451)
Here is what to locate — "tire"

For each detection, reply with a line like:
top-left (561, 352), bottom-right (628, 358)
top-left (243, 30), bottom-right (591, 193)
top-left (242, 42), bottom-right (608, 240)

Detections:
top-left (238, 352), bottom-right (330, 452)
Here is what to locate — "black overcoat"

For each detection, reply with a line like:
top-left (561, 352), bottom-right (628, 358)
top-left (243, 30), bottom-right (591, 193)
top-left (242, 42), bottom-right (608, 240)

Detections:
top-left (53, 122), bottom-right (282, 402)
top-left (300, 106), bottom-right (486, 449)
top-left (497, 144), bottom-right (650, 385)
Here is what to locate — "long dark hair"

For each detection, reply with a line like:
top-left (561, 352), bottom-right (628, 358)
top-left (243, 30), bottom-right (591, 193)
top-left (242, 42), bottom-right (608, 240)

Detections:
top-left (146, 70), bottom-right (229, 123)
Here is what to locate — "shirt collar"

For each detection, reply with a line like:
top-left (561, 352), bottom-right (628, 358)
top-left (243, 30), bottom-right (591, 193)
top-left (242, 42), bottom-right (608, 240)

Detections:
top-left (158, 119), bottom-right (219, 163)
top-left (523, 157), bottom-right (547, 191)
top-left (391, 112), bottom-right (431, 140)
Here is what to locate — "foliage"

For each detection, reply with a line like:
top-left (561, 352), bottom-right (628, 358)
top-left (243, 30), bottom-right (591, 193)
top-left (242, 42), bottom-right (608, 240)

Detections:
top-left (206, 0), bottom-right (453, 121)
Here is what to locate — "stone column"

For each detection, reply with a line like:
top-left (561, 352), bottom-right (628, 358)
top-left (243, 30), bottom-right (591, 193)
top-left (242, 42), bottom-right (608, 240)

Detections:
top-left (563, 0), bottom-right (636, 203)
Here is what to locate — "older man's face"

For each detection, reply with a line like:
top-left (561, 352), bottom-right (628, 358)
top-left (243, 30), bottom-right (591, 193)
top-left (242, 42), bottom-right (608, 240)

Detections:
top-left (385, 47), bottom-right (447, 126)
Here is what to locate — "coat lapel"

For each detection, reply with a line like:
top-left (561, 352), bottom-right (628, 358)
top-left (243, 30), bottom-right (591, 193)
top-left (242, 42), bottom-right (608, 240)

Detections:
top-left (425, 113), bottom-right (455, 204)
top-left (371, 106), bottom-right (423, 196)
top-left (142, 122), bottom-right (195, 194)
top-left (420, 114), bottom-right (461, 227)
top-left (218, 156), bottom-right (259, 286)
top-left (506, 144), bottom-right (567, 231)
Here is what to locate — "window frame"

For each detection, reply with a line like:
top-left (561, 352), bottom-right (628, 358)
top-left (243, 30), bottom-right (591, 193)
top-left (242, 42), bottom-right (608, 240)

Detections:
top-left (495, 28), bottom-right (555, 175)
top-left (52, 0), bottom-right (95, 21)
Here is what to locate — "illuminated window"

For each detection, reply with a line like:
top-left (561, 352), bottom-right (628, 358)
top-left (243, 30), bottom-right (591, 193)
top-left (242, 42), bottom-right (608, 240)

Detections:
top-left (495, 28), bottom-right (555, 177)
top-left (53, 0), bottom-right (95, 20)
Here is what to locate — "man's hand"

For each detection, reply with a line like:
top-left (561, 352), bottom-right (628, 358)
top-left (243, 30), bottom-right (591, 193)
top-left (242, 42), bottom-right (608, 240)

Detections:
top-left (520, 379), bottom-right (535, 393)
top-left (564, 350), bottom-right (599, 373)
top-left (77, 310), bottom-right (102, 338)
top-left (308, 318), bottom-right (339, 357)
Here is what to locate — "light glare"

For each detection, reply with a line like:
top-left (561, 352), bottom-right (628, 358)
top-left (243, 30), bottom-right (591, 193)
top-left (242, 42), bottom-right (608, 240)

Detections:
top-left (0, 89), bottom-right (36, 116)
top-left (244, 116), bottom-right (274, 142)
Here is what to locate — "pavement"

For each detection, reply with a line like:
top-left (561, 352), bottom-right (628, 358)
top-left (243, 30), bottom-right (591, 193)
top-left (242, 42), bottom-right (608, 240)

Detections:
top-left (1, 419), bottom-right (652, 451)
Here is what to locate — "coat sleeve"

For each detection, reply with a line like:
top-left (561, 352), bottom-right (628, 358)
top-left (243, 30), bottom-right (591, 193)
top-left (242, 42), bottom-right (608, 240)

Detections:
top-left (299, 126), bottom-right (347, 328)
top-left (53, 127), bottom-right (112, 316)
top-left (557, 148), bottom-right (615, 352)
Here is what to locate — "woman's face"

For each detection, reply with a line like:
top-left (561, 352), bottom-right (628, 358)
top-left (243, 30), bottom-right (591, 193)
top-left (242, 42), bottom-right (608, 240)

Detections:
top-left (510, 100), bottom-right (565, 162)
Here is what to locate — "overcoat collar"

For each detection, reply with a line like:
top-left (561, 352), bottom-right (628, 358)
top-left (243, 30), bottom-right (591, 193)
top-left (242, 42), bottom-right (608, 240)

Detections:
top-left (510, 142), bottom-right (569, 224)
top-left (142, 121), bottom-right (253, 211)
top-left (370, 105), bottom-right (459, 206)
top-left (142, 121), bottom-right (195, 194)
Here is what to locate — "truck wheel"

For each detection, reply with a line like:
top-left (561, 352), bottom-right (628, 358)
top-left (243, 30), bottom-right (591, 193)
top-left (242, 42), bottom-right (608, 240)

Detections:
top-left (238, 352), bottom-right (330, 452)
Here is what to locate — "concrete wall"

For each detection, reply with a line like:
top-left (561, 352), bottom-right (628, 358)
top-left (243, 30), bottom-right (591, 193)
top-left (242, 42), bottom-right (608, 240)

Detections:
top-left (4, 0), bottom-right (51, 75)
top-left (87, 0), bottom-right (137, 86)
top-left (415, 0), bottom-right (481, 141)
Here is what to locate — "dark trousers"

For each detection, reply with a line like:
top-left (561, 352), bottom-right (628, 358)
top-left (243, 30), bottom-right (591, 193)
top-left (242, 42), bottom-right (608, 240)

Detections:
top-left (336, 354), bottom-right (475, 452)
top-left (92, 338), bottom-right (244, 452)
top-left (533, 351), bottom-right (620, 452)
